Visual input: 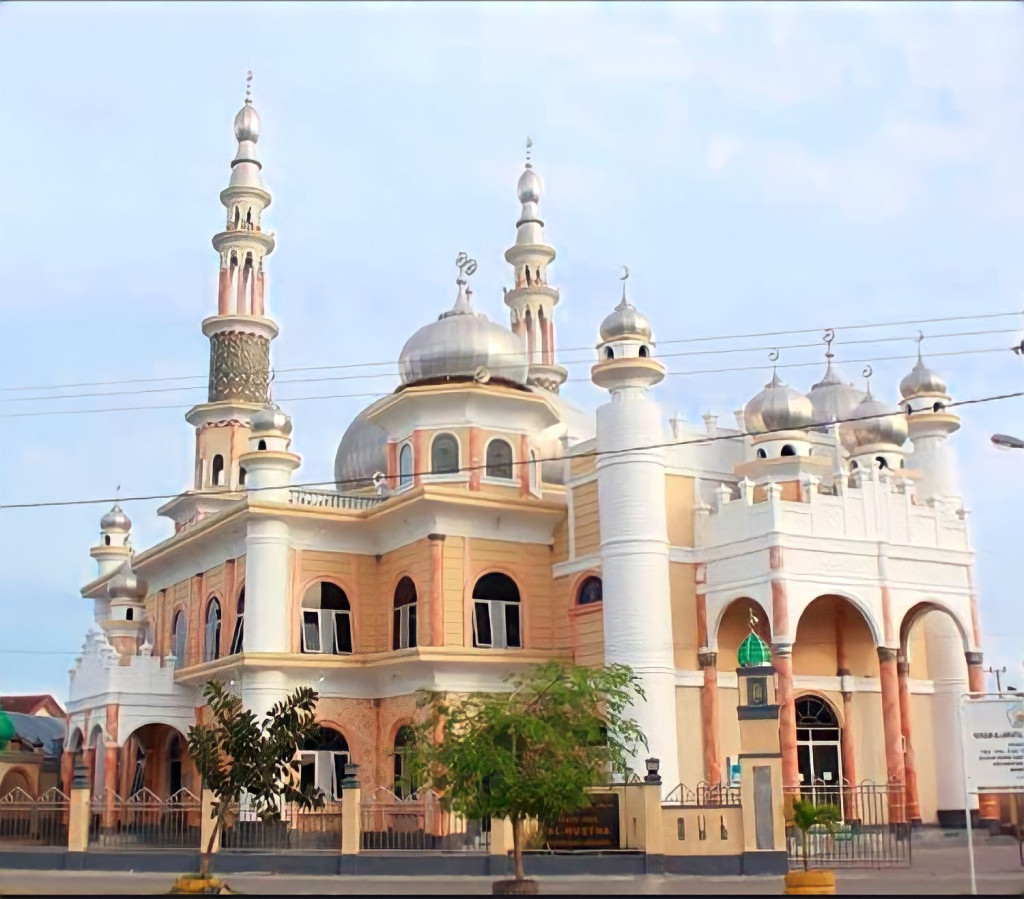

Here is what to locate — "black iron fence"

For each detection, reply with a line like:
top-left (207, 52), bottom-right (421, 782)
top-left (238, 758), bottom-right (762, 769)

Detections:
top-left (88, 788), bottom-right (201, 850)
top-left (0, 787), bottom-right (69, 847)
top-left (220, 798), bottom-right (343, 851)
top-left (360, 788), bottom-right (490, 851)
top-left (663, 781), bottom-right (742, 807)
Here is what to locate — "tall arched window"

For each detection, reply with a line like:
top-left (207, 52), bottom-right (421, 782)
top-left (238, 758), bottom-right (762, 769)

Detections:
top-left (392, 577), bottom-right (418, 650)
top-left (795, 695), bottom-right (843, 814)
top-left (230, 589), bottom-right (245, 655)
top-left (301, 582), bottom-right (353, 654)
top-left (300, 728), bottom-right (350, 800)
top-left (399, 443), bottom-right (413, 487)
top-left (577, 576), bottom-right (603, 607)
top-left (472, 573), bottom-right (521, 649)
top-left (212, 455), bottom-right (225, 487)
top-left (204, 598), bottom-right (222, 662)
top-left (393, 725), bottom-right (417, 799)
top-left (528, 450), bottom-right (539, 493)
top-left (172, 611), bottom-right (187, 669)
top-left (485, 439), bottom-right (513, 480)
top-left (431, 433), bottom-right (459, 475)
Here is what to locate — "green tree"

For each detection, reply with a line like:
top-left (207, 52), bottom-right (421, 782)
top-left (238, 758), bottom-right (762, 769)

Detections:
top-left (790, 797), bottom-right (841, 872)
top-left (405, 661), bottom-right (647, 885)
top-left (186, 680), bottom-right (326, 880)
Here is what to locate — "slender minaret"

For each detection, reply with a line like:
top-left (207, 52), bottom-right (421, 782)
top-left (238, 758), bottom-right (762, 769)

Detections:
top-left (591, 271), bottom-right (679, 794)
top-left (503, 139), bottom-right (567, 392)
top-left (185, 73), bottom-right (278, 493)
top-left (90, 503), bottom-right (133, 578)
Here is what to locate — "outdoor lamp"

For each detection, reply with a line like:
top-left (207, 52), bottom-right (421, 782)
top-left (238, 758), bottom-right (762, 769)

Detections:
top-left (644, 757), bottom-right (661, 785)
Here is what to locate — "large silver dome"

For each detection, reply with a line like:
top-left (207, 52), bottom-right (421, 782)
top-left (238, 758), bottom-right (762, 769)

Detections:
top-left (251, 401), bottom-right (293, 436)
top-left (744, 372), bottom-right (814, 434)
top-left (334, 400), bottom-right (389, 489)
top-left (100, 503), bottom-right (131, 532)
top-left (398, 286), bottom-right (528, 386)
top-left (899, 356), bottom-right (947, 399)
top-left (108, 562), bottom-right (148, 602)
top-left (807, 362), bottom-right (865, 426)
top-left (234, 101), bottom-right (260, 143)
top-left (840, 391), bottom-right (909, 451)
top-left (599, 296), bottom-right (652, 343)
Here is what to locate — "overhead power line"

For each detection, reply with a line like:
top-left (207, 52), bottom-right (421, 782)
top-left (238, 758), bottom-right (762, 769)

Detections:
top-left (1, 387), bottom-right (1020, 512)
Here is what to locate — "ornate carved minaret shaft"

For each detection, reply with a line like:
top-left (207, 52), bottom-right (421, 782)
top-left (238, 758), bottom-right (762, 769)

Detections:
top-left (503, 139), bottom-right (567, 393)
top-left (185, 74), bottom-right (279, 492)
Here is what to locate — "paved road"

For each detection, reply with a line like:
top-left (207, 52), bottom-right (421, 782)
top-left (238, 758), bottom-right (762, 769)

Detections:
top-left (1, 845), bottom-right (1021, 895)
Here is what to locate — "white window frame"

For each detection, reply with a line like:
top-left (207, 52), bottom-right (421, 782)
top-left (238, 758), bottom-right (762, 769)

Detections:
top-left (472, 599), bottom-right (522, 649)
top-left (398, 442), bottom-right (414, 489)
top-left (172, 613), bottom-right (186, 669)
top-left (430, 433), bottom-right (461, 475)
top-left (393, 602), bottom-right (418, 650)
top-left (301, 608), bottom-right (353, 655)
top-left (299, 749), bottom-right (349, 801)
top-left (229, 612), bottom-right (244, 655)
top-left (484, 438), bottom-right (515, 481)
top-left (204, 601), bottom-right (221, 662)
top-left (528, 450), bottom-right (540, 495)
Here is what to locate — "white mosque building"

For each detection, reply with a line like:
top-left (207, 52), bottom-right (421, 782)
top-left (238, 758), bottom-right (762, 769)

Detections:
top-left (61, 88), bottom-right (998, 830)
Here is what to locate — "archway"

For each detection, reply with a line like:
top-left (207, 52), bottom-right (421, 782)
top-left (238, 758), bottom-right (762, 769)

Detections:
top-left (795, 695), bottom-right (844, 816)
top-left (120, 723), bottom-right (193, 799)
top-left (0, 767), bottom-right (33, 798)
top-left (714, 597), bottom-right (771, 669)
top-left (300, 727), bottom-right (350, 800)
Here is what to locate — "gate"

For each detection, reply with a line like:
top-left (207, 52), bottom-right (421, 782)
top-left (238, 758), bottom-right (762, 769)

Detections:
top-left (0, 787), bottom-right (69, 847)
top-left (360, 787), bottom-right (489, 851)
top-left (88, 788), bottom-right (201, 850)
top-left (784, 780), bottom-right (911, 869)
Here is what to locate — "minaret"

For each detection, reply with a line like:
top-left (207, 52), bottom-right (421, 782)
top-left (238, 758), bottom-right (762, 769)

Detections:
top-left (90, 503), bottom-right (133, 578)
top-left (591, 271), bottom-right (679, 794)
top-left (185, 73), bottom-right (278, 493)
top-left (900, 337), bottom-right (960, 503)
top-left (503, 139), bottom-right (567, 392)
top-left (104, 562), bottom-right (148, 659)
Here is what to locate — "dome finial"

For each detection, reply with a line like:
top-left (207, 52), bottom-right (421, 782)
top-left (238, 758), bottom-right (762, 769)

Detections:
top-left (768, 347), bottom-right (780, 383)
top-left (525, 136), bottom-right (533, 170)
top-left (915, 329), bottom-right (924, 363)
top-left (267, 368), bottom-right (275, 403)
top-left (619, 265), bottom-right (630, 307)
top-left (245, 69), bottom-right (253, 105)
top-left (455, 251), bottom-right (477, 287)
top-left (862, 364), bottom-right (874, 399)
top-left (823, 327), bottom-right (835, 362)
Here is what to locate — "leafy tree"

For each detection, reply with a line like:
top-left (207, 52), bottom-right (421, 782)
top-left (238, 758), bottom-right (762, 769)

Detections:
top-left (186, 680), bottom-right (326, 879)
top-left (790, 797), bottom-right (841, 872)
top-left (405, 661), bottom-right (647, 884)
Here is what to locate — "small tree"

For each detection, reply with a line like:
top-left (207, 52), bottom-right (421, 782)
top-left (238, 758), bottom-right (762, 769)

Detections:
top-left (186, 680), bottom-right (326, 880)
top-left (790, 797), bottom-right (841, 872)
top-left (405, 661), bottom-right (647, 884)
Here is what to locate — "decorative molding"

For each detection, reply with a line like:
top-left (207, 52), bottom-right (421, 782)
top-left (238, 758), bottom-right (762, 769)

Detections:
top-left (208, 331), bottom-right (270, 404)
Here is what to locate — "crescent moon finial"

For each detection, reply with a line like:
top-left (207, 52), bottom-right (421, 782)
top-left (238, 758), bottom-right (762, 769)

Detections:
top-left (768, 348), bottom-right (780, 363)
top-left (620, 265), bottom-right (629, 281)
top-left (823, 328), bottom-right (835, 361)
top-left (862, 364), bottom-right (873, 381)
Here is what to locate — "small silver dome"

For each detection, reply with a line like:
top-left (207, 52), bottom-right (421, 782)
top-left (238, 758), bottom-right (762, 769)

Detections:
top-left (108, 562), bottom-right (148, 602)
top-left (744, 372), bottom-right (814, 434)
top-left (900, 356), bottom-right (947, 399)
top-left (398, 286), bottom-right (529, 386)
top-left (234, 101), bottom-right (260, 143)
top-left (334, 400), bottom-right (389, 489)
top-left (100, 503), bottom-right (131, 532)
top-left (599, 296), bottom-right (652, 343)
top-left (251, 402), bottom-right (293, 436)
top-left (807, 362), bottom-right (865, 426)
top-left (517, 167), bottom-right (542, 204)
top-left (841, 390), bottom-right (909, 451)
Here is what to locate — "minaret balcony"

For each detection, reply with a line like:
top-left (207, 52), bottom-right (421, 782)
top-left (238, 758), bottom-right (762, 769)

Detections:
top-left (503, 284), bottom-right (560, 305)
top-left (212, 228), bottom-right (276, 255)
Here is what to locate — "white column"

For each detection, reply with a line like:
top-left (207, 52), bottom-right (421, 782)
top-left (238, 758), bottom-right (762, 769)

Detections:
top-left (907, 427), bottom-right (959, 503)
top-left (596, 386), bottom-right (679, 795)
top-left (245, 517), bottom-right (291, 655)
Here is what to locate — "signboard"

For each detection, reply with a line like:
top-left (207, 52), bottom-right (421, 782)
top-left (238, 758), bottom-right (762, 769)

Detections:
top-left (962, 696), bottom-right (1024, 792)
top-left (542, 793), bottom-right (620, 850)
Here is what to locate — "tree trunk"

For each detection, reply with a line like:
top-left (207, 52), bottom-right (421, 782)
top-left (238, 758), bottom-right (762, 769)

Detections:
top-left (512, 816), bottom-right (525, 882)
top-left (802, 829), bottom-right (809, 873)
top-left (199, 812), bottom-right (223, 880)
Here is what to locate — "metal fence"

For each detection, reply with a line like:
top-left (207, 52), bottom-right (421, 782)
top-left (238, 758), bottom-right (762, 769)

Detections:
top-left (663, 781), bottom-right (742, 807)
top-left (88, 788), bottom-right (201, 850)
top-left (0, 787), bottom-right (70, 847)
top-left (220, 798), bottom-right (343, 851)
top-left (360, 788), bottom-right (490, 851)
top-left (784, 780), bottom-right (912, 869)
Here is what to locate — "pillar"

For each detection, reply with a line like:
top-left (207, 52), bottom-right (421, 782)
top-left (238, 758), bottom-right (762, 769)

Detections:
top-left (428, 534), bottom-right (445, 647)
top-left (835, 606), bottom-right (858, 820)
top-left (876, 647), bottom-right (907, 823)
top-left (217, 266), bottom-right (230, 316)
top-left (341, 786), bottom-right (361, 855)
top-left (966, 652), bottom-right (1002, 828)
top-left (200, 787), bottom-right (220, 855)
top-left (60, 750), bottom-right (75, 795)
top-left (102, 742), bottom-right (119, 828)
top-left (489, 817), bottom-right (513, 857)
top-left (67, 765), bottom-right (91, 853)
top-left (896, 659), bottom-right (922, 825)
top-left (245, 517), bottom-right (291, 655)
top-left (254, 269), bottom-right (265, 317)
top-left (772, 644), bottom-right (799, 791)
top-left (698, 650), bottom-right (722, 784)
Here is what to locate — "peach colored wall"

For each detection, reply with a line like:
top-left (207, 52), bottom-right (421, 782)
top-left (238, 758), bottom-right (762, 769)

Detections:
top-left (669, 562), bottom-right (699, 669)
top-left (572, 481), bottom-right (600, 557)
top-left (908, 691), bottom-right (938, 823)
top-left (675, 687), bottom-right (705, 789)
top-left (794, 598), bottom-right (876, 678)
top-left (570, 605), bottom-right (604, 666)
top-left (570, 455), bottom-right (595, 480)
top-left (551, 518), bottom-right (569, 564)
top-left (660, 806), bottom-right (745, 856)
top-left (665, 475), bottom-right (695, 548)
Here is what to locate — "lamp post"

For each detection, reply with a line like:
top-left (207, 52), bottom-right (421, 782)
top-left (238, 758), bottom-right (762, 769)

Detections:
top-left (991, 434), bottom-right (1024, 450)
top-left (643, 757), bottom-right (662, 785)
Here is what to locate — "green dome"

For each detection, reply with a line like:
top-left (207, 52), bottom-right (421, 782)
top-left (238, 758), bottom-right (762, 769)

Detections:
top-left (738, 631), bottom-right (772, 667)
top-left (0, 709), bottom-right (15, 750)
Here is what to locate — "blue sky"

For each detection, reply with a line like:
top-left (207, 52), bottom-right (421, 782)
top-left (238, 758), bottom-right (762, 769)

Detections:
top-left (1, 1), bottom-right (1021, 700)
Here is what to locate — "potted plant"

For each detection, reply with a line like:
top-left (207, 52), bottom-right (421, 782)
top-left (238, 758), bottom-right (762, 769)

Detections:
top-left (406, 661), bottom-right (646, 895)
top-left (785, 797), bottom-right (841, 895)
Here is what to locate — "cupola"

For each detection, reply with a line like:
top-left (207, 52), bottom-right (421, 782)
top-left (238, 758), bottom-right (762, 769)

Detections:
top-left (105, 561), bottom-right (149, 657)
top-left (591, 270), bottom-right (665, 392)
top-left (738, 630), bottom-right (773, 668)
top-left (239, 398), bottom-right (301, 501)
top-left (90, 501), bottom-right (134, 577)
top-left (840, 368), bottom-right (908, 474)
top-left (743, 360), bottom-right (815, 460)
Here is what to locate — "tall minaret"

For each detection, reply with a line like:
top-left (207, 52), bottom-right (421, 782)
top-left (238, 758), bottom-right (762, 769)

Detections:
top-left (503, 140), bottom-right (567, 392)
top-left (591, 272), bottom-right (679, 794)
top-left (185, 73), bottom-right (278, 493)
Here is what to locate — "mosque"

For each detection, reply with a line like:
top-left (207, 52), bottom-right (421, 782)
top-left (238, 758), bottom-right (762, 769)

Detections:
top-left (61, 88), bottom-right (998, 831)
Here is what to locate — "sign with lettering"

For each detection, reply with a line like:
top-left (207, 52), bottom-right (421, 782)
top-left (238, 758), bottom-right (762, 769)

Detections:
top-left (542, 793), bottom-right (620, 850)
top-left (962, 696), bottom-right (1024, 792)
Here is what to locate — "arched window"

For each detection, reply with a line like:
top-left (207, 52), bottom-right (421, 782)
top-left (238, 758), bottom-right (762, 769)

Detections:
top-left (472, 573), bottom-right (521, 649)
top-left (393, 725), bottom-right (417, 799)
top-left (639, 345), bottom-right (649, 358)
top-left (301, 582), bottom-right (353, 654)
top-left (605, 347), bottom-right (614, 360)
top-left (781, 444), bottom-right (796, 457)
top-left (212, 455), bottom-right (225, 487)
top-left (168, 735), bottom-right (183, 796)
top-left (528, 450), bottom-right (539, 493)
top-left (431, 434), bottom-right (459, 475)
top-left (393, 577), bottom-right (418, 650)
top-left (300, 727), bottom-right (349, 800)
top-left (756, 448), bottom-right (767, 459)
top-left (233, 206), bottom-right (240, 228)
top-left (104, 535), bottom-right (111, 546)
top-left (204, 598), bottom-right (222, 662)
top-left (239, 466), bottom-right (247, 486)
top-left (876, 456), bottom-right (889, 470)
top-left (126, 608), bottom-right (134, 621)
top-left (577, 576), bottom-right (603, 607)
top-left (399, 443), bottom-right (413, 487)
top-left (230, 589), bottom-right (245, 655)
top-left (485, 439), bottom-right (513, 480)
top-left (172, 611), bottom-right (187, 669)
top-left (257, 439), bottom-right (267, 451)
top-left (795, 695), bottom-right (843, 811)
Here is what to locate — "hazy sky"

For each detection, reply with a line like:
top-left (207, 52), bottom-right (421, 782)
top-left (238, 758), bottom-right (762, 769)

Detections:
top-left (1, 1), bottom-right (1021, 700)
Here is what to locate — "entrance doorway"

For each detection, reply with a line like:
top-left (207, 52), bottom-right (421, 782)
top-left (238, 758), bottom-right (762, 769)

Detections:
top-left (796, 695), bottom-right (844, 818)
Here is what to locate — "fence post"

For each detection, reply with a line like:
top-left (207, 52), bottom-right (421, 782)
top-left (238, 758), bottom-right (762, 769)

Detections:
top-left (489, 817), bottom-right (512, 856)
top-left (200, 788), bottom-right (220, 855)
top-left (641, 782), bottom-right (665, 856)
top-left (67, 764), bottom-right (91, 853)
top-left (340, 763), bottom-right (361, 855)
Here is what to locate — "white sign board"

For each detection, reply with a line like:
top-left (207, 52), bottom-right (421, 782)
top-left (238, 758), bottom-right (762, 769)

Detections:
top-left (962, 696), bottom-right (1024, 792)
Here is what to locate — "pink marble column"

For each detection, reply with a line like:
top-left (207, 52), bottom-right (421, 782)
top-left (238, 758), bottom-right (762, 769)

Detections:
top-left (217, 266), bottom-right (231, 316)
top-left (698, 650), bottom-right (722, 785)
top-left (428, 534), bottom-right (445, 647)
top-left (877, 647), bottom-right (907, 823)
top-left (774, 644), bottom-right (800, 790)
top-left (896, 659), bottom-right (922, 824)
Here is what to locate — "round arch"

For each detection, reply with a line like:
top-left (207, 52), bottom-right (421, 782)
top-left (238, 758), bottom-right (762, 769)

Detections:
top-left (303, 722), bottom-right (352, 799)
top-left (0, 767), bottom-right (34, 798)
top-left (66, 727), bottom-right (85, 752)
top-left (710, 596), bottom-right (772, 655)
top-left (300, 579), bottom-right (354, 655)
top-left (470, 571), bottom-right (523, 649)
top-left (793, 591), bottom-right (883, 648)
top-left (571, 571), bottom-right (603, 607)
top-left (899, 601), bottom-right (971, 656)
top-left (793, 594), bottom-right (880, 678)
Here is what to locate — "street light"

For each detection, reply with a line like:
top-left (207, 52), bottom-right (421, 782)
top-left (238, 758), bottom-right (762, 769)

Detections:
top-left (991, 434), bottom-right (1024, 450)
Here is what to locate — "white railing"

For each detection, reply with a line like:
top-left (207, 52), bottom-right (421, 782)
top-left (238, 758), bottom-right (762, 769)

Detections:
top-left (288, 489), bottom-right (385, 511)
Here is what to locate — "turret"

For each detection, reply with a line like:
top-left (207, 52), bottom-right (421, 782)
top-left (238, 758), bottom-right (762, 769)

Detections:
top-left (840, 368), bottom-right (908, 477)
top-left (590, 271), bottom-right (679, 795)
top-left (238, 400), bottom-right (301, 503)
top-left (104, 562), bottom-right (148, 659)
top-left (90, 503), bottom-right (133, 577)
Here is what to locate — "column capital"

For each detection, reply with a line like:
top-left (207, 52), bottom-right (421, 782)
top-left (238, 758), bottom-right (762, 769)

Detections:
top-left (897, 660), bottom-right (911, 677)
top-left (698, 649), bottom-right (718, 669)
top-left (876, 646), bottom-right (899, 665)
top-left (964, 650), bottom-right (983, 666)
top-left (427, 533), bottom-right (447, 543)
